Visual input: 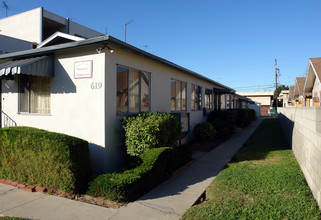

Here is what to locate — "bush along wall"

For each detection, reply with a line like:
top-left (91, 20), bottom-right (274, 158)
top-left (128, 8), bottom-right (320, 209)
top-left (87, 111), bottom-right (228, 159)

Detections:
top-left (236, 108), bottom-right (251, 127)
top-left (0, 127), bottom-right (92, 193)
top-left (87, 112), bottom-right (191, 202)
top-left (121, 112), bottom-right (181, 156)
top-left (208, 108), bottom-right (255, 138)
top-left (210, 119), bottom-right (231, 139)
top-left (87, 146), bottom-right (192, 202)
top-left (193, 122), bottom-right (216, 142)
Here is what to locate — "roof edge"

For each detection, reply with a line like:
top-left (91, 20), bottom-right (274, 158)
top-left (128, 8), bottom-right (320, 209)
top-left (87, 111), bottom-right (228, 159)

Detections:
top-left (0, 35), bottom-right (234, 91)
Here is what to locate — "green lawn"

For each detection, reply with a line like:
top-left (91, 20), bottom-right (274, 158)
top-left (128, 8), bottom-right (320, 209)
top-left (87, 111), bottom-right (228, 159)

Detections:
top-left (182, 119), bottom-right (321, 219)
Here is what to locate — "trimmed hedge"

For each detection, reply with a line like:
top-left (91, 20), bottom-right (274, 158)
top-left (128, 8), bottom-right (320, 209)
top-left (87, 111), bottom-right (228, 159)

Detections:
top-left (193, 122), bottom-right (216, 142)
top-left (210, 119), bottom-right (231, 139)
top-left (236, 108), bottom-right (251, 127)
top-left (121, 112), bottom-right (181, 156)
top-left (249, 109), bottom-right (257, 120)
top-left (87, 146), bottom-right (192, 202)
top-left (0, 127), bottom-right (92, 193)
top-left (208, 110), bottom-right (237, 132)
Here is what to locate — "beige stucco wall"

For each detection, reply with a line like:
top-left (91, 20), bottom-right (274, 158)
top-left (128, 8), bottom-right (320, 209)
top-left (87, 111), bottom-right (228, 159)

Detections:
top-left (246, 96), bottom-right (271, 106)
top-left (312, 78), bottom-right (321, 99)
top-left (278, 107), bottom-right (321, 209)
top-left (0, 8), bottom-right (42, 43)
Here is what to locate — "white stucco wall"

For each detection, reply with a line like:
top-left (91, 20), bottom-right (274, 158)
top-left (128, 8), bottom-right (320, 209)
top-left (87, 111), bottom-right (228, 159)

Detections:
top-left (1, 45), bottom-right (106, 172)
top-left (1, 41), bottom-right (231, 173)
top-left (0, 8), bottom-right (42, 43)
top-left (102, 44), bottom-right (221, 171)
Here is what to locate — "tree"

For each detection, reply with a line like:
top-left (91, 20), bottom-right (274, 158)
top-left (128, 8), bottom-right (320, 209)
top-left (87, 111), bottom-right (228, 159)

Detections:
top-left (274, 85), bottom-right (289, 99)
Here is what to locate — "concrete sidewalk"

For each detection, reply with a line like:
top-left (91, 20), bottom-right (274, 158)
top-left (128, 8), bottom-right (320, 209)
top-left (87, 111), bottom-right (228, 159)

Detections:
top-left (0, 117), bottom-right (263, 220)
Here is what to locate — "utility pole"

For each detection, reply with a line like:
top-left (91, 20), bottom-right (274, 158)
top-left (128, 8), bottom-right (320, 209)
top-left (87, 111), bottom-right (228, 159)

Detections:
top-left (275, 59), bottom-right (278, 108)
top-left (125, 20), bottom-right (134, 43)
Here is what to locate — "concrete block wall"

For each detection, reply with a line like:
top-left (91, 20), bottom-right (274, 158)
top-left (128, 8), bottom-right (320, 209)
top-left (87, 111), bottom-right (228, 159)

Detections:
top-left (278, 107), bottom-right (321, 209)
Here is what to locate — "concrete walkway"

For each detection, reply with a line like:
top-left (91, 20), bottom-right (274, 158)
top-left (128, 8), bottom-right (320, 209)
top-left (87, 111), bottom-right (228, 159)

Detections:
top-left (0, 117), bottom-right (263, 220)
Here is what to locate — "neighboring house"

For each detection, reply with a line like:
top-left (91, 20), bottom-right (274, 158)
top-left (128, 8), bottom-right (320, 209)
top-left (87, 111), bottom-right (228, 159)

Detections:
top-left (304, 57), bottom-right (321, 107)
top-left (294, 77), bottom-right (306, 107)
top-left (288, 86), bottom-right (295, 107)
top-left (0, 34), bottom-right (238, 173)
top-left (237, 91), bottom-right (273, 116)
top-left (0, 7), bottom-right (102, 45)
top-left (278, 90), bottom-right (289, 107)
top-left (0, 35), bottom-right (34, 54)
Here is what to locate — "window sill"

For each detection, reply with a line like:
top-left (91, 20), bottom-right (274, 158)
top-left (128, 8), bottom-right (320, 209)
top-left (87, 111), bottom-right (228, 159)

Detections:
top-left (171, 110), bottom-right (187, 113)
top-left (18, 113), bottom-right (51, 116)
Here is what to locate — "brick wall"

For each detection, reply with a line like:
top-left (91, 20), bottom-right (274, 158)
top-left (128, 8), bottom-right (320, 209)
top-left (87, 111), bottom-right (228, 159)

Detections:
top-left (260, 105), bottom-right (270, 116)
top-left (278, 107), bottom-right (321, 209)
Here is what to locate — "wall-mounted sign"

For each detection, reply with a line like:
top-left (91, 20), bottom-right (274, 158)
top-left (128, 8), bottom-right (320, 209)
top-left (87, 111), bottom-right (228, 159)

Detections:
top-left (74, 60), bottom-right (92, 79)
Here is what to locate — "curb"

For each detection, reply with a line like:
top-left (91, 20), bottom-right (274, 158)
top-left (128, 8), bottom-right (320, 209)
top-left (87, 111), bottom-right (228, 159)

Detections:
top-left (0, 178), bottom-right (47, 193)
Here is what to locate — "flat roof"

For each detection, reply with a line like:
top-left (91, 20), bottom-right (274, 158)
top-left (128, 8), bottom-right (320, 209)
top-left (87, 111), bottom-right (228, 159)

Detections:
top-left (0, 35), bottom-right (234, 92)
top-left (237, 91), bottom-right (274, 96)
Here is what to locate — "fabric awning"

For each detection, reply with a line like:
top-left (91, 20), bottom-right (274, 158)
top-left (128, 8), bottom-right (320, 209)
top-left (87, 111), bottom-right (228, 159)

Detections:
top-left (0, 56), bottom-right (53, 78)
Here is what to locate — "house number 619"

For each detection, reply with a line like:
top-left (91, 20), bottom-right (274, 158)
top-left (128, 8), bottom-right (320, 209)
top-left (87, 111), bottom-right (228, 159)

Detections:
top-left (91, 82), bottom-right (102, 89)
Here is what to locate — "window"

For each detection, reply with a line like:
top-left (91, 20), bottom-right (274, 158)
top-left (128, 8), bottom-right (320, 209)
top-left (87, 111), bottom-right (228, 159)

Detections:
top-left (117, 65), bottom-right (151, 114)
top-left (221, 94), bottom-right (226, 109)
top-left (171, 79), bottom-right (187, 111)
top-left (205, 88), bottom-right (213, 110)
top-left (226, 95), bottom-right (231, 109)
top-left (19, 75), bottom-right (51, 114)
top-left (191, 84), bottom-right (202, 110)
top-left (214, 92), bottom-right (220, 110)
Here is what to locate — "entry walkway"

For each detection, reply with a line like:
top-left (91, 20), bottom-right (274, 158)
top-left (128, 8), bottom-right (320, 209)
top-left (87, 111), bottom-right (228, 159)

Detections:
top-left (0, 117), bottom-right (263, 220)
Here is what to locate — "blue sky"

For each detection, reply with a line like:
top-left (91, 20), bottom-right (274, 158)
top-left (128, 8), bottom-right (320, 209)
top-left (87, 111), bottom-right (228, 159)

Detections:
top-left (2, 0), bottom-right (321, 92)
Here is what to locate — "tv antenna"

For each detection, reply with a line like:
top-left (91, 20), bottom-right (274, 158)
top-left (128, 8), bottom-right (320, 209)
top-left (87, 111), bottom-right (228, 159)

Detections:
top-left (2, 1), bottom-right (8, 17)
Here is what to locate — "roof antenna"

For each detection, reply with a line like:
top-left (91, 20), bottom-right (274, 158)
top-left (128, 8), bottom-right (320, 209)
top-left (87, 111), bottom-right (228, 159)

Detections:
top-left (2, 1), bottom-right (8, 17)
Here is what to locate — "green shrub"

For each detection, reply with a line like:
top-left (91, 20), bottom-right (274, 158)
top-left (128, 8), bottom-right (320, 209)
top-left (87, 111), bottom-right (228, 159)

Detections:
top-left (236, 108), bottom-right (251, 127)
top-left (193, 122), bottom-right (216, 142)
top-left (121, 112), bottom-right (181, 156)
top-left (0, 127), bottom-right (92, 193)
top-left (210, 119), bottom-right (231, 139)
top-left (208, 110), bottom-right (237, 132)
top-left (87, 146), bottom-right (191, 202)
top-left (249, 109), bottom-right (257, 120)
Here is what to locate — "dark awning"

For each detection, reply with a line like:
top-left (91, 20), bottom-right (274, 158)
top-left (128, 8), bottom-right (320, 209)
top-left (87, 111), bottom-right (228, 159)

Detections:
top-left (213, 88), bottom-right (235, 94)
top-left (0, 56), bottom-right (53, 78)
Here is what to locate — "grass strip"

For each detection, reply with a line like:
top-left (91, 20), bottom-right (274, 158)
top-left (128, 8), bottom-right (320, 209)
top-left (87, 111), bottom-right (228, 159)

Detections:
top-left (182, 119), bottom-right (321, 219)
